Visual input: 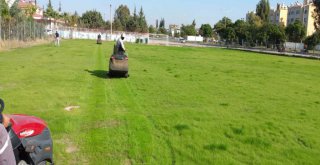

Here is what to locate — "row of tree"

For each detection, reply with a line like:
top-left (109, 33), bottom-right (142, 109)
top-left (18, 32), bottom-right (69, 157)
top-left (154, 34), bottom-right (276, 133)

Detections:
top-left (214, 15), bottom-right (306, 45)
top-left (112, 5), bottom-right (148, 32)
top-left (212, 0), bottom-right (307, 47)
top-left (44, 1), bottom-right (149, 33)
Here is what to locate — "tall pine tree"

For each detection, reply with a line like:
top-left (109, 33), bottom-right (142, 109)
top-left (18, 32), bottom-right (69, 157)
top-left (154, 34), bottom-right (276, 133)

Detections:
top-left (138, 7), bottom-right (148, 33)
top-left (256, 0), bottom-right (270, 22)
top-left (313, 0), bottom-right (320, 30)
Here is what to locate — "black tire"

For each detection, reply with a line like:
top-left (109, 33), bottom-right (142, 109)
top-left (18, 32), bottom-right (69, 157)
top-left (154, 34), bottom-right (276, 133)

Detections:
top-left (124, 73), bottom-right (129, 78)
top-left (108, 71), bottom-right (113, 77)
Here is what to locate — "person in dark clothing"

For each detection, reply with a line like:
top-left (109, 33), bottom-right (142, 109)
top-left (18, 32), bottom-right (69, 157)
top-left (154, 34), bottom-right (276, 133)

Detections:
top-left (97, 34), bottom-right (102, 44)
top-left (116, 33), bottom-right (126, 54)
top-left (55, 31), bottom-right (60, 46)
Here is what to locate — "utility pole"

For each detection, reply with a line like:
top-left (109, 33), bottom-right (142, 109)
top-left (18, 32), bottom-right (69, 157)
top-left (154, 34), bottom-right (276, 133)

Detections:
top-left (110, 3), bottom-right (112, 41)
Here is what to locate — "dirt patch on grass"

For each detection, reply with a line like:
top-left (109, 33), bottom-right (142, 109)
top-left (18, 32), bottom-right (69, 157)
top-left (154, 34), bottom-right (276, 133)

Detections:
top-left (94, 120), bottom-right (121, 129)
top-left (81, 120), bottom-right (121, 130)
top-left (55, 137), bottom-right (79, 154)
top-left (122, 159), bottom-right (132, 165)
top-left (66, 145), bottom-right (79, 153)
top-left (64, 106), bottom-right (80, 111)
top-left (101, 120), bottom-right (121, 127)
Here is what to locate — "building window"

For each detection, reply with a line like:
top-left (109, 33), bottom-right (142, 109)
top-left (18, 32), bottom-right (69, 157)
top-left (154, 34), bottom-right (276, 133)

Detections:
top-left (291, 18), bottom-right (294, 22)
top-left (296, 10), bottom-right (300, 15)
top-left (305, 10), bottom-right (308, 14)
top-left (304, 18), bottom-right (307, 23)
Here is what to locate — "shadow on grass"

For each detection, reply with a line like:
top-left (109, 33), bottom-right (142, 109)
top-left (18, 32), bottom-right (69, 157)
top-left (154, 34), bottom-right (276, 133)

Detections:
top-left (85, 69), bottom-right (126, 79)
top-left (85, 69), bottom-right (109, 79)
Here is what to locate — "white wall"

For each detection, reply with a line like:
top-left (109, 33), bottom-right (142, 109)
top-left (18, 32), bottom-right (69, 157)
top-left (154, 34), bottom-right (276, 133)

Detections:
top-left (285, 42), bottom-right (304, 51)
top-left (187, 36), bottom-right (203, 42)
top-left (57, 30), bottom-right (149, 43)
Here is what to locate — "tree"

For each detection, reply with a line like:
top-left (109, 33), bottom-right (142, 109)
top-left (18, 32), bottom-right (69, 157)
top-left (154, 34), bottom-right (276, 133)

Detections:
top-left (113, 18), bottom-right (123, 31)
top-left (224, 27), bottom-right (236, 43)
top-left (80, 10), bottom-right (104, 28)
top-left (304, 31), bottom-right (320, 50)
top-left (131, 7), bottom-right (139, 31)
top-left (138, 7), bottom-right (148, 33)
top-left (9, 0), bottom-right (23, 19)
top-left (48, 0), bottom-right (52, 9)
top-left (114, 5), bottom-right (131, 31)
top-left (181, 24), bottom-right (197, 37)
top-left (192, 19), bottom-right (196, 27)
top-left (214, 17), bottom-right (233, 40)
top-left (24, 4), bottom-right (37, 18)
top-left (199, 24), bottom-right (213, 39)
top-left (313, 0), bottom-right (320, 30)
top-left (61, 12), bottom-right (71, 26)
top-left (69, 11), bottom-right (79, 27)
top-left (180, 20), bottom-right (197, 37)
top-left (126, 17), bottom-right (138, 32)
top-left (156, 19), bottom-right (159, 29)
top-left (285, 20), bottom-right (306, 42)
top-left (157, 18), bottom-right (166, 34)
top-left (104, 21), bottom-right (111, 30)
top-left (234, 20), bottom-right (249, 45)
top-left (256, 0), bottom-right (270, 22)
top-left (44, 0), bottom-right (59, 19)
top-left (159, 18), bottom-right (165, 28)
top-left (149, 25), bottom-right (156, 33)
top-left (0, 0), bottom-right (9, 18)
top-left (261, 23), bottom-right (286, 46)
top-left (246, 12), bottom-right (263, 27)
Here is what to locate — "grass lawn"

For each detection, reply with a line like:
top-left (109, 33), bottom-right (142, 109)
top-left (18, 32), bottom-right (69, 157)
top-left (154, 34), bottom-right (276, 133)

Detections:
top-left (0, 40), bottom-right (319, 164)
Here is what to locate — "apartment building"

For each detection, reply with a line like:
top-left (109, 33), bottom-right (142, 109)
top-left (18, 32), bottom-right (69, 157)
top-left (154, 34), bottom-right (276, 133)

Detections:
top-left (18, 0), bottom-right (44, 20)
top-left (270, 3), bottom-right (288, 26)
top-left (248, 1), bottom-right (316, 36)
top-left (270, 0), bottom-right (316, 36)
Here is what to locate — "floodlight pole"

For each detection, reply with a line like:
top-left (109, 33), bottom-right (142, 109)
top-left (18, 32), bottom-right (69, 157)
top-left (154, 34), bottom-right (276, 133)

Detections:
top-left (110, 4), bottom-right (113, 41)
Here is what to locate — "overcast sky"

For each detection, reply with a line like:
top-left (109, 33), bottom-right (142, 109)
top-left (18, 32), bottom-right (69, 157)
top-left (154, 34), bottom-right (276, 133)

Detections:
top-left (35, 0), bottom-right (301, 27)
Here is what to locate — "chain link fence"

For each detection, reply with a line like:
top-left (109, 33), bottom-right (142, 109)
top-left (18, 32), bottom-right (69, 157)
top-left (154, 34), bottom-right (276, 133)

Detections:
top-left (0, 17), bottom-right (49, 50)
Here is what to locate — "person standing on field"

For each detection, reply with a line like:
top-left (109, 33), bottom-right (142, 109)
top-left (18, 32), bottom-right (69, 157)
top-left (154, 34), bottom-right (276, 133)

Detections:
top-left (55, 31), bottom-right (60, 46)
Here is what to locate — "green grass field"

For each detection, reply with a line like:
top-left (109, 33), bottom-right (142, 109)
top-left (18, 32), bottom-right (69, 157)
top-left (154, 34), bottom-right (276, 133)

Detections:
top-left (0, 40), bottom-right (320, 164)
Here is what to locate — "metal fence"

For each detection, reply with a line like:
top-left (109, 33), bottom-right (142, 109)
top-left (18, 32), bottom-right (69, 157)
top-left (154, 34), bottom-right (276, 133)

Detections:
top-left (0, 17), bottom-right (48, 50)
